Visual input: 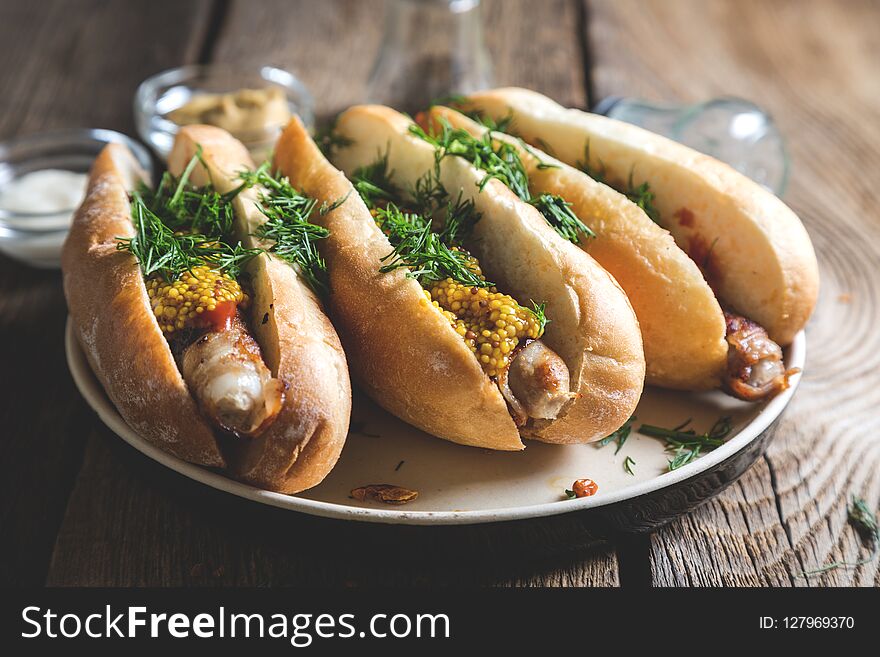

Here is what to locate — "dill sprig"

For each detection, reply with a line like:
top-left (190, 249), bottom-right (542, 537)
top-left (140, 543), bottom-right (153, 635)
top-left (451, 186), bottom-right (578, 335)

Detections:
top-left (352, 153), bottom-right (490, 288)
top-left (314, 117), bottom-right (354, 157)
top-left (526, 301), bottom-right (548, 334)
top-left (351, 151), bottom-right (399, 209)
top-left (239, 163), bottom-right (331, 296)
top-left (409, 168), bottom-right (449, 212)
top-left (352, 151), bottom-right (547, 332)
top-left (117, 151), bottom-right (260, 282)
top-left (597, 415), bottom-right (636, 454)
top-left (434, 95), bottom-right (516, 134)
top-left (528, 194), bottom-right (595, 242)
top-left (624, 456), bottom-right (636, 476)
top-left (804, 497), bottom-right (880, 577)
top-left (639, 416), bottom-right (734, 471)
top-left (409, 120), bottom-right (593, 244)
top-left (624, 170), bottom-right (661, 224)
top-left (577, 140), bottom-right (661, 225)
top-left (374, 202), bottom-right (489, 288)
top-left (410, 121), bottom-right (531, 199)
top-left (464, 110), bottom-right (515, 134)
top-left (438, 190), bottom-right (479, 244)
top-left (576, 139), bottom-right (607, 184)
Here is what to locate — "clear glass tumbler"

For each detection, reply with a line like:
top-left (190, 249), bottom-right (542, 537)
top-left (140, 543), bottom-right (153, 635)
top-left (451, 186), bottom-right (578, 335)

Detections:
top-left (595, 96), bottom-right (790, 196)
top-left (366, 0), bottom-right (493, 114)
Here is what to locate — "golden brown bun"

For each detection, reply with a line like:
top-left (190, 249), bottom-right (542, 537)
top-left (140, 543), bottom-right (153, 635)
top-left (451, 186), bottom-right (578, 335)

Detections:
top-left (273, 116), bottom-right (523, 450)
top-left (463, 88), bottom-right (820, 346)
top-left (61, 144), bottom-right (225, 466)
top-left (328, 106), bottom-right (645, 444)
top-left (168, 125), bottom-right (351, 493)
top-left (429, 106), bottom-right (728, 390)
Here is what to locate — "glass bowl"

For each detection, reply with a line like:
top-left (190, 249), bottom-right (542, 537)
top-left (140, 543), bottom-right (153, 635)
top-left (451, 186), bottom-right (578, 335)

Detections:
top-left (134, 64), bottom-right (315, 163)
top-left (0, 129), bottom-right (153, 268)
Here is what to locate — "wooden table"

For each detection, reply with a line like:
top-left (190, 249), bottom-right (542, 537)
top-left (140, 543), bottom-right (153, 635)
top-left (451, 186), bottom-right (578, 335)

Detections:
top-left (1, 0), bottom-right (878, 588)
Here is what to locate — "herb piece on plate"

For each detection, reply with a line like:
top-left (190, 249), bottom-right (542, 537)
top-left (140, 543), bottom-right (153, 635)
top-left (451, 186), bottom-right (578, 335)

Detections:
top-left (638, 416), bottom-right (733, 471)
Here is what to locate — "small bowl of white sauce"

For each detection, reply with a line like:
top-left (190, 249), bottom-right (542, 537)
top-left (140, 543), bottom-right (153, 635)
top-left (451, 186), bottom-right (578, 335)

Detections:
top-left (0, 129), bottom-right (153, 268)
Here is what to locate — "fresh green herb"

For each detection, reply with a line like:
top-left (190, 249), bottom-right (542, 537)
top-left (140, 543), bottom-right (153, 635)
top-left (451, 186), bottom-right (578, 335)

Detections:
top-left (118, 193), bottom-right (259, 281)
top-left (430, 93), bottom-right (469, 109)
top-left (528, 194), bottom-right (595, 243)
top-left (597, 415), bottom-right (636, 454)
top-left (576, 140), bottom-right (607, 184)
top-left (577, 140), bottom-right (662, 225)
top-left (314, 118), bottom-right (354, 156)
top-left (804, 497), bottom-right (880, 577)
top-left (639, 416), bottom-right (733, 471)
top-left (117, 151), bottom-right (260, 281)
top-left (433, 94), bottom-right (516, 134)
top-left (239, 163), bottom-right (331, 296)
top-left (564, 488), bottom-right (577, 499)
top-left (410, 121), bottom-right (531, 199)
top-left (466, 110), bottom-right (515, 134)
top-left (624, 456), bottom-right (636, 476)
top-left (144, 154), bottom-right (246, 240)
top-left (351, 152), bottom-right (547, 332)
top-left (351, 151), bottom-right (399, 209)
top-left (534, 137), bottom-right (557, 157)
top-left (526, 301), bottom-right (548, 334)
top-left (319, 191), bottom-right (351, 216)
top-left (374, 202), bottom-right (490, 288)
top-left (410, 120), bottom-right (594, 244)
top-left (409, 168), bottom-right (449, 213)
top-left (518, 139), bottom-right (559, 171)
top-left (438, 190), bottom-right (480, 245)
top-left (624, 170), bottom-right (661, 224)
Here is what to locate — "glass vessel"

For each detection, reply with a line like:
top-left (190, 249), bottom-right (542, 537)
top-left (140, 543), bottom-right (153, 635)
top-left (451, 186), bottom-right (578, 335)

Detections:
top-left (594, 96), bottom-right (789, 196)
top-left (366, 0), bottom-right (493, 114)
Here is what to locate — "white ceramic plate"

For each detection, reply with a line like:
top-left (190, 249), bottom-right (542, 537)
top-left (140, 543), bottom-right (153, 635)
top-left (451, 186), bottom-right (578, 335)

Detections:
top-left (65, 319), bottom-right (804, 526)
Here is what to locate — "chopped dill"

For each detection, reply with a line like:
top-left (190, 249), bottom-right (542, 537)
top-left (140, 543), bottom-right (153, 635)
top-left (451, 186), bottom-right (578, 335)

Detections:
top-left (639, 416), bottom-right (734, 471)
top-left (239, 163), bottom-right (331, 296)
top-left (803, 496), bottom-right (879, 577)
top-left (409, 119), bottom-right (594, 244)
top-left (314, 117), bottom-right (354, 157)
top-left (373, 202), bottom-right (488, 288)
top-left (351, 151), bottom-right (399, 209)
top-left (577, 140), bottom-right (661, 224)
top-left (117, 149), bottom-right (260, 282)
top-left (597, 415), bottom-right (636, 455)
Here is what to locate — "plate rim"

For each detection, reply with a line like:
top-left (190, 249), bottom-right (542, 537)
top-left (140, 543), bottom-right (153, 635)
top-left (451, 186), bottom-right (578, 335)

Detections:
top-left (65, 318), bottom-right (805, 526)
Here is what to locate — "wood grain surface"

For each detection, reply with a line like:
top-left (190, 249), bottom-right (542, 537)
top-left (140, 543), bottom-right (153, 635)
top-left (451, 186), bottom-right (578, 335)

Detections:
top-left (589, 0), bottom-right (880, 587)
top-left (0, 0), bottom-right (877, 588)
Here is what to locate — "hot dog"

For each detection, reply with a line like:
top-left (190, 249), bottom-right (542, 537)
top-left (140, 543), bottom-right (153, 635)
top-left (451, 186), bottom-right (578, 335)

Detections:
top-left (62, 126), bottom-right (351, 493)
top-left (437, 89), bottom-right (819, 399)
top-left (273, 109), bottom-right (645, 448)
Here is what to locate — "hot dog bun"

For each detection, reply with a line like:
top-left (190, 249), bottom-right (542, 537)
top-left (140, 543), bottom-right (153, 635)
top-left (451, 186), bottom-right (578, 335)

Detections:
top-left (274, 116), bottom-right (524, 450)
top-left (305, 106), bottom-right (645, 444)
top-left (63, 129), bottom-right (351, 493)
top-left (461, 88), bottom-right (819, 346)
top-left (167, 125), bottom-right (351, 493)
top-left (62, 144), bottom-right (226, 466)
top-left (426, 105), bottom-right (728, 390)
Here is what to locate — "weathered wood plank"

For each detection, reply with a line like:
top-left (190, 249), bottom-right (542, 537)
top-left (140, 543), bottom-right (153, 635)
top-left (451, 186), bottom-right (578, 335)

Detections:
top-left (587, 0), bottom-right (880, 587)
top-left (0, 0), bottom-right (213, 587)
top-left (44, 0), bottom-right (613, 587)
top-left (0, 0), bottom-right (213, 138)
